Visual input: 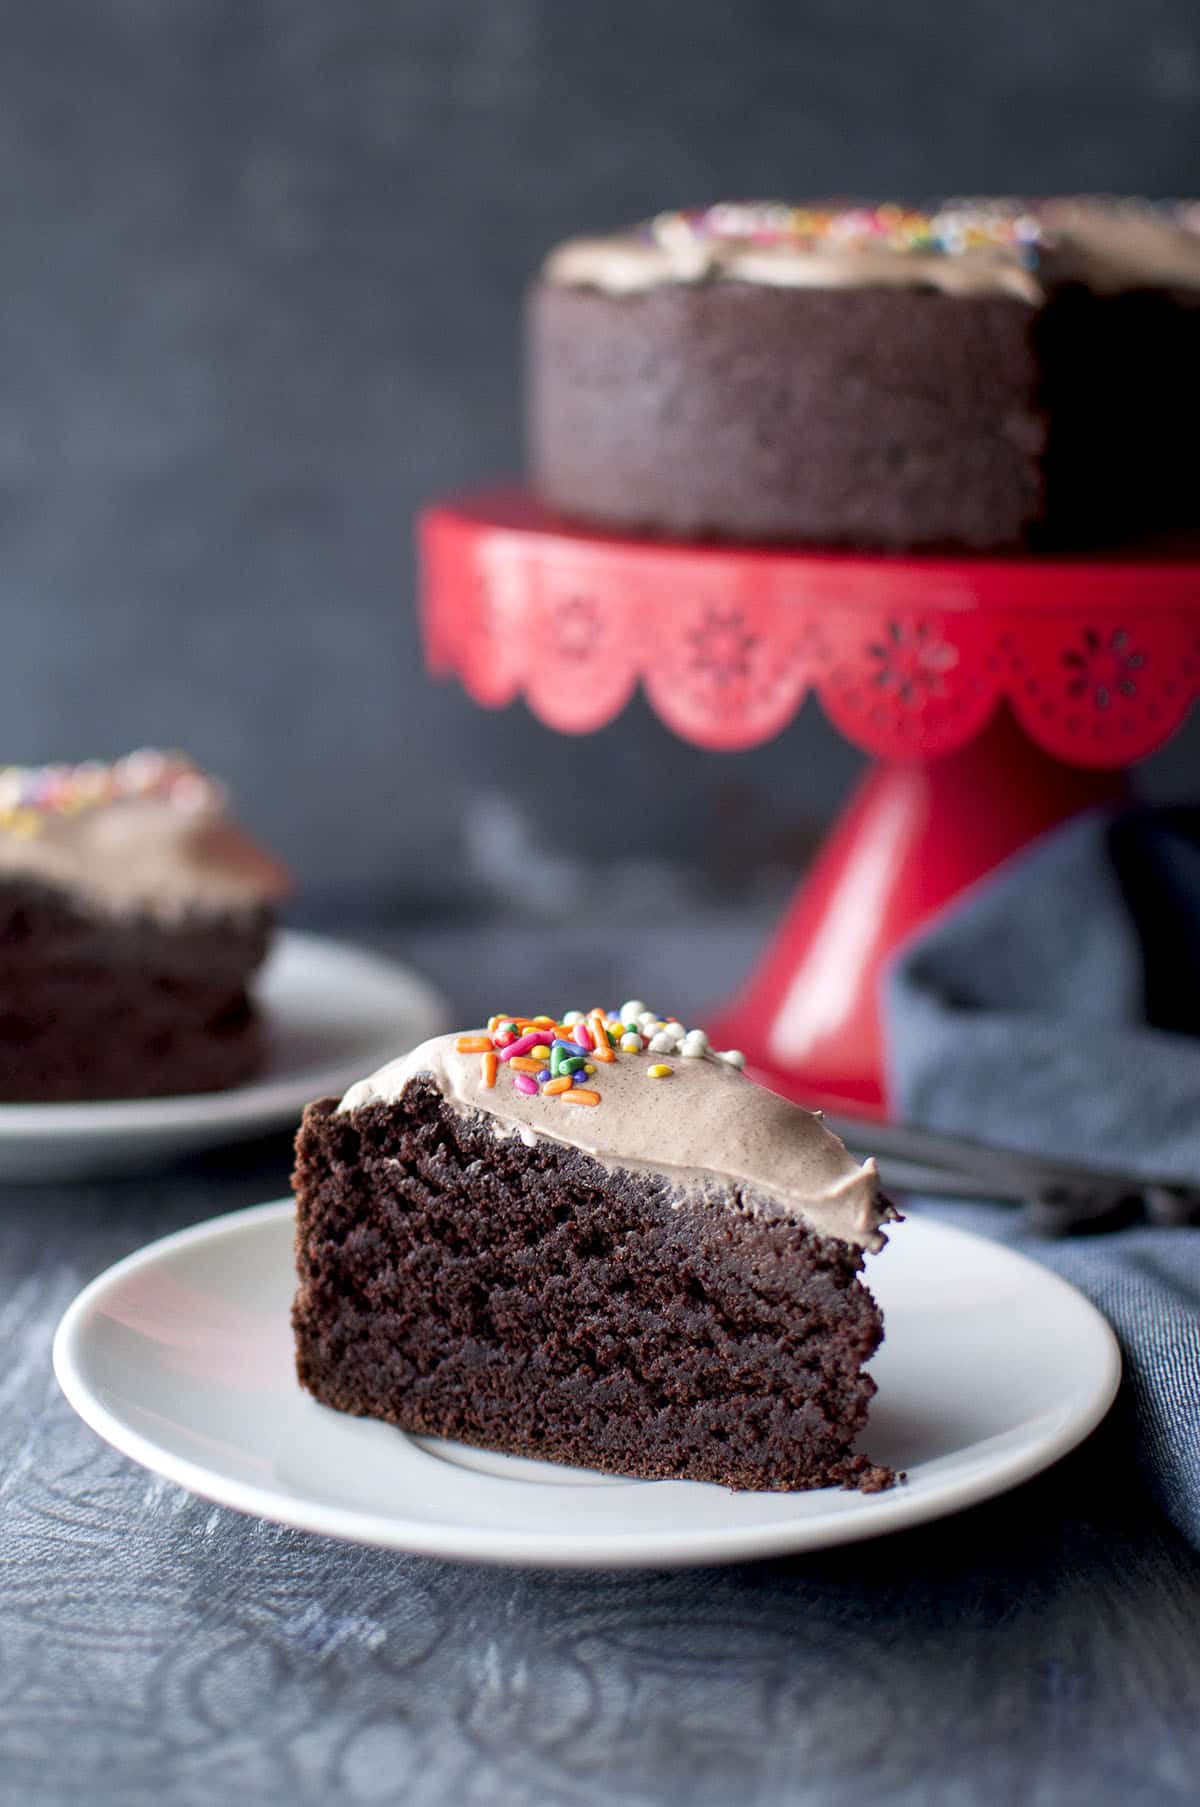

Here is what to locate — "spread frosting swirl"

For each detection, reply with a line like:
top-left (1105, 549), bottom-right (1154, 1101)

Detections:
top-left (0, 749), bottom-right (290, 921)
top-left (542, 197), bottom-right (1200, 303)
top-left (339, 1009), bottom-right (893, 1251)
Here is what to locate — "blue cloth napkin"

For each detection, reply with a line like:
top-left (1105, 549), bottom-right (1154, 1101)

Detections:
top-left (886, 806), bottom-right (1200, 1545)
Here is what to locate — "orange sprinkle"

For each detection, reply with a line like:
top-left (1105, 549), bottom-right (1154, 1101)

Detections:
top-left (480, 1051), bottom-right (498, 1088)
top-left (533, 1014), bottom-right (555, 1027)
top-left (508, 1056), bottom-right (544, 1074)
top-left (561, 1088), bottom-right (601, 1106)
top-left (543, 1076), bottom-right (572, 1095)
top-left (588, 1013), bottom-right (614, 1061)
top-left (456, 1034), bottom-right (493, 1054)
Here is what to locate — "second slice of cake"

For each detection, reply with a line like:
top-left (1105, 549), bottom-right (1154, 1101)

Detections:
top-left (0, 750), bottom-right (289, 1100)
top-left (293, 1005), bottom-right (897, 1493)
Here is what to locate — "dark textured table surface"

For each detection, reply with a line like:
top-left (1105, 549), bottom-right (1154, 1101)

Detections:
top-left (5, 920), bottom-right (1200, 1806)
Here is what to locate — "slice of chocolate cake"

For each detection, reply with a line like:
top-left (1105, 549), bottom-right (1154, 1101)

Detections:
top-left (0, 750), bottom-right (290, 1101)
top-left (527, 196), bottom-right (1200, 551)
top-left (293, 1006), bottom-right (897, 1493)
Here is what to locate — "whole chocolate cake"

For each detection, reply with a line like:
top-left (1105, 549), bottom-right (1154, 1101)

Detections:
top-left (293, 1005), bottom-right (897, 1493)
top-left (527, 197), bottom-right (1200, 551)
top-left (0, 750), bottom-right (290, 1101)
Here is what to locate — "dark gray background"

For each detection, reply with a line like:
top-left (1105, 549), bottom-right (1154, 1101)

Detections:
top-left (2, 0), bottom-right (1199, 911)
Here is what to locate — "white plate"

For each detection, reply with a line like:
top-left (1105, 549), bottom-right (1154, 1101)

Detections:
top-left (54, 1201), bottom-right (1120, 1568)
top-left (0, 932), bottom-right (447, 1181)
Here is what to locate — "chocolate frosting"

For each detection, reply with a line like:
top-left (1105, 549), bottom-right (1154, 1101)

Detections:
top-left (0, 751), bottom-right (290, 922)
top-left (339, 1030), bottom-right (893, 1251)
top-left (542, 198), bottom-right (1200, 303)
top-left (1040, 197), bottom-right (1200, 293)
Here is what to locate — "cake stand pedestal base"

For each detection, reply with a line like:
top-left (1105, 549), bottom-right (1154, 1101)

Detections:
top-left (707, 709), bottom-right (1123, 1116)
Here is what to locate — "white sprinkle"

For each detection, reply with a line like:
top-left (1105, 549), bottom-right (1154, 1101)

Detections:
top-left (561, 1010), bottom-right (584, 1026)
top-left (619, 1032), bottom-right (643, 1053)
top-left (648, 1031), bottom-right (678, 1054)
top-left (620, 1000), bottom-right (647, 1024)
top-left (717, 1049), bottom-right (746, 1069)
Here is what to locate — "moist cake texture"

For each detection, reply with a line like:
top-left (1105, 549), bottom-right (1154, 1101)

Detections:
top-left (527, 197), bottom-right (1200, 551)
top-left (293, 1005), bottom-right (897, 1492)
top-left (0, 750), bottom-right (289, 1100)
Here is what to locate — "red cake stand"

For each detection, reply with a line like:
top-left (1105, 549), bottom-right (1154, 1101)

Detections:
top-left (420, 490), bottom-right (1200, 1118)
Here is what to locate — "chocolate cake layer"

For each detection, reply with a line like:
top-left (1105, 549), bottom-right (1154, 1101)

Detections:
top-left (293, 1083), bottom-right (894, 1493)
top-left (0, 879), bottom-right (270, 1100)
top-left (529, 280), bottom-right (1047, 550)
top-left (1035, 284), bottom-right (1200, 548)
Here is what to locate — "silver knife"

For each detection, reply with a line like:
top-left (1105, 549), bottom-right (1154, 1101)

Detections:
top-left (821, 1110), bottom-right (1200, 1232)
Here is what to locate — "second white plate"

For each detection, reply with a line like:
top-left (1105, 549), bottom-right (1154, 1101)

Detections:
top-left (0, 931), bottom-right (447, 1181)
top-left (54, 1202), bottom-right (1120, 1567)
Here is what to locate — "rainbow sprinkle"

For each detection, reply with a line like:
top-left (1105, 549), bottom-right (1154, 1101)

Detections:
top-left (651, 200), bottom-right (1046, 263)
top-left (0, 750), bottom-right (217, 841)
top-left (455, 1005), bottom-right (746, 1111)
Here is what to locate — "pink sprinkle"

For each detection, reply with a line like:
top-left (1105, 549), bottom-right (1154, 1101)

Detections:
top-left (572, 1024), bottom-right (593, 1051)
top-left (497, 1031), bottom-right (543, 1063)
top-left (513, 1073), bottom-right (538, 1094)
